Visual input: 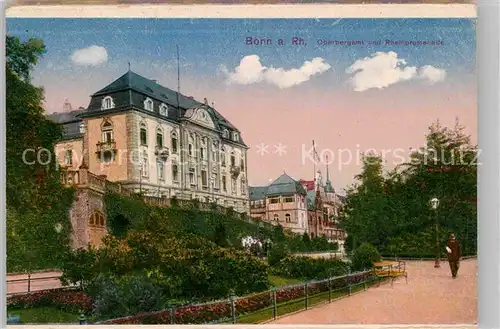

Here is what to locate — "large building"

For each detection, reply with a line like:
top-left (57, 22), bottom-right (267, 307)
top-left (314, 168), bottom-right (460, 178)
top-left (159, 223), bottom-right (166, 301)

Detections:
top-left (249, 168), bottom-right (346, 250)
top-left (47, 70), bottom-right (250, 214)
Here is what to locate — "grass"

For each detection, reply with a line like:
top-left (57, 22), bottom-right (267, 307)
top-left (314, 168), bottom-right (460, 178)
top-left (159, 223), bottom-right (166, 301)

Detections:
top-left (268, 275), bottom-right (302, 287)
top-left (7, 307), bottom-right (80, 324)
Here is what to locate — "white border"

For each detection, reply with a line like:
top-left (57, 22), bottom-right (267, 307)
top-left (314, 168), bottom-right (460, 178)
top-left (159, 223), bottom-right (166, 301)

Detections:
top-left (6, 4), bottom-right (476, 18)
top-left (1, 3), bottom-right (486, 329)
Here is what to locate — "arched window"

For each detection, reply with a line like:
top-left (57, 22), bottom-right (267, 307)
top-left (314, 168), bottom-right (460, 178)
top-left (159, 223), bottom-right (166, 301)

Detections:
top-left (101, 120), bottom-right (113, 142)
top-left (139, 123), bottom-right (148, 146)
top-left (233, 132), bottom-right (239, 142)
top-left (273, 214), bottom-right (279, 222)
top-left (170, 131), bottom-right (178, 153)
top-left (220, 146), bottom-right (226, 167)
top-left (188, 134), bottom-right (194, 157)
top-left (144, 98), bottom-right (154, 111)
top-left (159, 103), bottom-right (168, 116)
top-left (172, 163), bottom-right (179, 182)
top-left (222, 129), bottom-right (229, 138)
top-left (230, 152), bottom-right (236, 167)
top-left (285, 213), bottom-right (291, 223)
top-left (88, 210), bottom-right (105, 227)
top-left (101, 96), bottom-right (114, 110)
top-left (156, 128), bottom-right (163, 148)
top-left (200, 137), bottom-right (207, 160)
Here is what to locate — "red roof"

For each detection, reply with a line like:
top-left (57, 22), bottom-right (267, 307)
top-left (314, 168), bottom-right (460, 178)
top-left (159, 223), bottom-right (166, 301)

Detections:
top-left (299, 179), bottom-right (315, 191)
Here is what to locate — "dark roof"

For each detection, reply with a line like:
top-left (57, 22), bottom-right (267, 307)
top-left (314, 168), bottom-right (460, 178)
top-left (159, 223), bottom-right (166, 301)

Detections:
top-left (85, 70), bottom-right (245, 146)
top-left (267, 173), bottom-right (307, 197)
top-left (249, 186), bottom-right (268, 201)
top-left (46, 109), bottom-right (84, 140)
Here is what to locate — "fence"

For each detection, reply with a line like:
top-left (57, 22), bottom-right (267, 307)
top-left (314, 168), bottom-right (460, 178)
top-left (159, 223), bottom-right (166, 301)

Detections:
top-left (98, 270), bottom-right (377, 325)
top-left (7, 274), bottom-right (63, 296)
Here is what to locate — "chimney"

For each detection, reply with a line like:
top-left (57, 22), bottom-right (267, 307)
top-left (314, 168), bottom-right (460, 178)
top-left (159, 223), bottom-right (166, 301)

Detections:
top-left (204, 97), bottom-right (208, 105)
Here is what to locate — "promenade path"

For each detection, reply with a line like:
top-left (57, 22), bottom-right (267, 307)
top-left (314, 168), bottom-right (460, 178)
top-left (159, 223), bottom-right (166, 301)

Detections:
top-left (271, 259), bottom-right (477, 325)
top-left (7, 271), bottom-right (63, 295)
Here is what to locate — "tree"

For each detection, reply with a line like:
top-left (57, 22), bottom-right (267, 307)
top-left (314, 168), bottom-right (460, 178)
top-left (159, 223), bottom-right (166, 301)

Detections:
top-left (6, 35), bottom-right (75, 271)
top-left (213, 222), bottom-right (229, 247)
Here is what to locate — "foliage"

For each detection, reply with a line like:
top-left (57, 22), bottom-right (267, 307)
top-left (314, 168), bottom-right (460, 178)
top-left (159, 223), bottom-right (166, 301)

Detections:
top-left (267, 244), bottom-right (289, 267)
top-left (212, 222), bottom-right (229, 247)
top-left (338, 120), bottom-right (477, 256)
top-left (271, 256), bottom-right (349, 280)
top-left (6, 35), bottom-right (75, 272)
top-left (350, 243), bottom-right (381, 271)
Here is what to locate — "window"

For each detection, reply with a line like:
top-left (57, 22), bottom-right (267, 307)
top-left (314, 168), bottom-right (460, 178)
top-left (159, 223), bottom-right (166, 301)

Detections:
top-left (222, 129), bottom-right (229, 138)
top-left (172, 164), bottom-right (179, 182)
top-left (101, 120), bottom-right (113, 142)
top-left (64, 150), bottom-right (72, 165)
top-left (189, 168), bottom-right (196, 185)
top-left (241, 178), bottom-right (246, 195)
top-left (157, 161), bottom-right (164, 181)
top-left (222, 175), bottom-right (227, 191)
top-left (233, 132), bottom-right (239, 142)
top-left (213, 173), bottom-right (219, 188)
top-left (221, 147), bottom-right (226, 166)
top-left (159, 104), bottom-right (168, 116)
top-left (284, 197), bottom-right (294, 203)
top-left (200, 147), bottom-right (205, 160)
top-left (211, 142), bottom-right (218, 161)
top-left (89, 211), bottom-right (105, 227)
top-left (171, 132), bottom-right (178, 153)
top-left (285, 213), bottom-right (291, 223)
top-left (141, 151), bottom-right (148, 177)
top-left (144, 98), bottom-right (154, 111)
top-left (101, 96), bottom-right (114, 110)
top-left (269, 198), bottom-right (280, 204)
top-left (201, 170), bottom-right (208, 187)
top-left (240, 159), bottom-right (245, 171)
top-left (140, 123), bottom-right (148, 146)
top-left (230, 152), bottom-right (236, 167)
top-left (156, 129), bottom-right (163, 148)
top-left (231, 177), bottom-right (237, 193)
top-left (273, 214), bottom-right (279, 222)
top-left (188, 144), bottom-right (193, 157)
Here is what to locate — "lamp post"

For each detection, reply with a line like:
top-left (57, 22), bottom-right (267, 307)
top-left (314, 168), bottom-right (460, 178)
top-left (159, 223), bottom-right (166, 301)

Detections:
top-left (429, 197), bottom-right (440, 268)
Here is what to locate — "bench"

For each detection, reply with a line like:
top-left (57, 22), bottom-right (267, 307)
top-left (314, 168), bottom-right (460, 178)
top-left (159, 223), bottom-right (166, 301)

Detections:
top-left (372, 260), bottom-right (408, 287)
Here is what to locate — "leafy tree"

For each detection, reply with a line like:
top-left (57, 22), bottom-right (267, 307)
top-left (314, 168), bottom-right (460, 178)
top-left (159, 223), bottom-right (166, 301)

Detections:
top-left (213, 222), bottom-right (229, 247)
top-left (350, 243), bottom-right (381, 271)
top-left (6, 35), bottom-right (75, 271)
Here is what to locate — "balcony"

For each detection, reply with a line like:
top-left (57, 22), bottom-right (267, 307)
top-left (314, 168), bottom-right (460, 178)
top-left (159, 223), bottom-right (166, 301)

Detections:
top-left (155, 146), bottom-right (170, 160)
top-left (230, 165), bottom-right (241, 178)
top-left (96, 140), bottom-right (117, 157)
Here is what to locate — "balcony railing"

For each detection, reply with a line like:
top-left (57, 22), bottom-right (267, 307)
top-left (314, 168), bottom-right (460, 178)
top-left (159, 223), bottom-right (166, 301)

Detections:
top-left (154, 146), bottom-right (170, 160)
top-left (96, 140), bottom-right (117, 154)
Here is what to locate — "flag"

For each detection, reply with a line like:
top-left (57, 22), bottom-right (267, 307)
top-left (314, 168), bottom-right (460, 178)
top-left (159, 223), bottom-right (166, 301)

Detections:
top-left (312, 140), bottom-right (321, 162)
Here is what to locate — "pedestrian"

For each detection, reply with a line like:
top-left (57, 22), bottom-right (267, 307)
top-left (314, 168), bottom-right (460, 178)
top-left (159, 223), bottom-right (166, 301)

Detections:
top-left (445, 232), bottom-right (461, 278)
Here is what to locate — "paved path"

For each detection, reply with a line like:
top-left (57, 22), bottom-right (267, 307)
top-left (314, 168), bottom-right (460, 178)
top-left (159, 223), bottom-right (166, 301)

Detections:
top-left (271, 259), bottom-right (477, 325)
top-left (7, 271), bottom-right (63, 295)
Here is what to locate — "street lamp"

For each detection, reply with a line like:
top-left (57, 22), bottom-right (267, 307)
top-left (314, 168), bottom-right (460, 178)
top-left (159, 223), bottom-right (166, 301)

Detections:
top-left (429, 197), bottom-right (440, 268)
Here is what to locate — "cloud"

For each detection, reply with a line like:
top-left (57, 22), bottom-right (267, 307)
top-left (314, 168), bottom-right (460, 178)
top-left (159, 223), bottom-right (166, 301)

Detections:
top-left (221, 55), bottom-right (331, 89)
top-left (345, 51), bottom-right (446, 92)
top-left (71, 45), bottom-right (108, 66)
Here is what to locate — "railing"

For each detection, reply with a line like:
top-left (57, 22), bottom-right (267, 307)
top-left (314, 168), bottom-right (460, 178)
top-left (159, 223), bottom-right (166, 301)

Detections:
top-left (7, 274), bottom-right (66, 296)
top-left (98, 270), bottom-right (375, 325)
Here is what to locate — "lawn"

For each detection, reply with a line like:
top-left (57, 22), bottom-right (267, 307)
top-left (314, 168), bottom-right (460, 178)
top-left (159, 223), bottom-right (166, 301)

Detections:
top-left (7, 307), bottom-right (81, 324)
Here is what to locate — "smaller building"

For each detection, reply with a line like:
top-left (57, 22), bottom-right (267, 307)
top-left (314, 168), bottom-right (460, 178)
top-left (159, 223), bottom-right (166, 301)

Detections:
top-left (249, 170), bottom-right (347, 252)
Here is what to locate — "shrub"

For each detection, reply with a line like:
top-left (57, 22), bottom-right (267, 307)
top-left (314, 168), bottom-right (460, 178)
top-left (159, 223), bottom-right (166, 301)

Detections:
top-left (267, 244), bottom-right (289, 267)
top-left (272, 256), bottom-right (349, 280)
top-left (350, 243), bottom-right (381, 271)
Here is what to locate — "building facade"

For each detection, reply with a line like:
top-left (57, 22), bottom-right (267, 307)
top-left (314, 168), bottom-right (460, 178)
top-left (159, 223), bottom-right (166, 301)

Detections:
top-left (249, 169), bottom-right (346, 251)
top-left (48, 70), bottom-right (250, 214)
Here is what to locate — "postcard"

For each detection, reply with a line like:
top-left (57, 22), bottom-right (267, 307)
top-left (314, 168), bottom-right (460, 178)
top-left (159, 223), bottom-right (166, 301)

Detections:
top-left (4, 4), bottom-right (476, 328)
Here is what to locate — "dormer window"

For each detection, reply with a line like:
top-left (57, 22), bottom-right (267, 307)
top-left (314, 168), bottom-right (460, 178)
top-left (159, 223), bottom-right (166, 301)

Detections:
top-left (102, 96), bottom-right (114, 110)
top-left (222, 129), bottom-right (229, 138)
top-left (144, 98), bottom-right (154, 111)
top-left (159, 104), bottom-right (168, 116)
top-left (233, 132), bottom-right (239, 142)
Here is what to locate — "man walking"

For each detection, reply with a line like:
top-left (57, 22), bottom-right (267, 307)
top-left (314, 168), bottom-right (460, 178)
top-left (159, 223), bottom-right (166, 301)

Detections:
top-left (446, 232), bottom-right (461, 278)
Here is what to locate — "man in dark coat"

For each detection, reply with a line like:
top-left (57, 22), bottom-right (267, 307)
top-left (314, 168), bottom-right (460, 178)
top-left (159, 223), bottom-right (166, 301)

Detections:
top-left (446, 232), bottom-right (461, 278)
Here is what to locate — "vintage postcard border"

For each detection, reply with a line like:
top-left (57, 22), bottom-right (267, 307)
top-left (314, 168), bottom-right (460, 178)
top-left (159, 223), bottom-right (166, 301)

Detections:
top-left (0, 3), bottom-right (492, 329)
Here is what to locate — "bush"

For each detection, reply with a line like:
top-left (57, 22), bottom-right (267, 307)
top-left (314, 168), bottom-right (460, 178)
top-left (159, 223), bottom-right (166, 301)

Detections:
top-left (267, 244), bottom-right (289, 267)
top-left (350, 243), bottom-right (381, 271)
top-left (272, 256), bottom-right (349, 280)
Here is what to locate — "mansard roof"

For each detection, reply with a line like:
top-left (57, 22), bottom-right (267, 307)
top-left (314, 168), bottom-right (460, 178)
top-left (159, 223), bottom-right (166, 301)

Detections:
top-left (266, 173), bottom-right (307, 197)
top-left (82, 70), bottom-right (246, 147)
top-left (46, 109), bottom-right (84, 140)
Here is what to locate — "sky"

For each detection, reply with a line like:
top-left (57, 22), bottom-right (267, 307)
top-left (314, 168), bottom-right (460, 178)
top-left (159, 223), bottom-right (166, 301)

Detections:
top-left (7, 18), bottom-right (477, 193)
